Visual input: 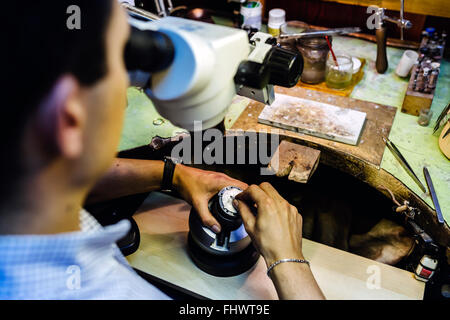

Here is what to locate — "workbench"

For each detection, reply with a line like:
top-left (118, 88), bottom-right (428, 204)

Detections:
top-left (118, 35), bottom-right (449, 299)
top-left (225, 37), bottom-right (450, 237)
top-left (119, 35), bottom-right (449, 247)
top-left (126, 191), bottom-right (425, 299)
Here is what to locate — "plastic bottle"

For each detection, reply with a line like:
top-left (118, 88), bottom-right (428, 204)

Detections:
top-left (268, 8), bottom-right (285, 37)
top-left (240, 1), bottom-right (262, 30)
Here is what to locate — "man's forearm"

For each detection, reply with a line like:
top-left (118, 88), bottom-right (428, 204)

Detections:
top-left (86, 158), bottom-right (164, 204)
top-left (269, 261), bottom-right (325, 300)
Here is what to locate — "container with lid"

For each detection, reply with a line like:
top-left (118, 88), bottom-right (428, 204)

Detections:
top-left (268, 8), bottom-right (286, 37)
top-left (240, 1), bottom-right (262, 30)
top-left (296, 36), bottom-right (330, 84)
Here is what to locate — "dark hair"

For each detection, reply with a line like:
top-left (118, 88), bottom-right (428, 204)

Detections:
top-left (1, 1), bottom-right (114, 199)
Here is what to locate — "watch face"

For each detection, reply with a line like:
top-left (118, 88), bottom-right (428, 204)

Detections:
top-left (218, 186), bottom-right (243, 218)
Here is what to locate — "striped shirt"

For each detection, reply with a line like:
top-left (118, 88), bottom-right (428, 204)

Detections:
top-left (0, 210), bottom-right (170, 300)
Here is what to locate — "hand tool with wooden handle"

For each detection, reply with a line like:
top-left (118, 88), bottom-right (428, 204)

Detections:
top-left (376, 24), bottom-right (388, 74)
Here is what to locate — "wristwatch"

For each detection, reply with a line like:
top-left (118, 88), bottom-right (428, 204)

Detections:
top-left (161, 156), bottom-right (181, 192)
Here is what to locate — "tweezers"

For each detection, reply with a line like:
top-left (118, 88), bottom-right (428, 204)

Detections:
top-left (423, 167), bottom-right (445, 224)
top-left (433, 102), bottom-right (450, 134)
top-left (383, 136), bottom-right (427, 193)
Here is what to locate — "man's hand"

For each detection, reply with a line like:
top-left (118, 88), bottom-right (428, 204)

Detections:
top-left (173, 164), bottom-right (248, 233)
top-left (234, 182), bottom-right (304, 266)
top-left (234, 182), bottom-right (325, 300)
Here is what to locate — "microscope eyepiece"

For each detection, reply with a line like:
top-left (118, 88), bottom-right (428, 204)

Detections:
top-left (124, 26), bottom-right (175, 73)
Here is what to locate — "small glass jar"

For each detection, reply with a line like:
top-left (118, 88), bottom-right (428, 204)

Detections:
top-left (418, 108), bottom-right (433, 126)
top-left (278, 37), bottom-right (299, 53)
top-left (296, 36), bottom-right (330, 84)
top-left (325, 52), bottom-right (353, 89)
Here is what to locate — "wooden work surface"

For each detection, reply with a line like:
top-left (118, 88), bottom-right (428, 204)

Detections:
top-left (228, 86), bottom-right (397, 167)
top-left (127, 192), bottom-right (425, 300)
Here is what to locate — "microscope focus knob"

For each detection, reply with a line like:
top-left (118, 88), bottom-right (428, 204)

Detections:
top-left (234, 61), bottom-right (270, 89)
top-left (266, 46), bottom-right (303, 87)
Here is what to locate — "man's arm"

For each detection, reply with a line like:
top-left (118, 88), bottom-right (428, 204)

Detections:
top-left (234, 182), bottom-right (325, 300)
top-left (86, 158), bottom-right (165, 204)
top-left (268, 259), bottom-right (325, 300)
top-left (86, 158), bottom-right (247, 233)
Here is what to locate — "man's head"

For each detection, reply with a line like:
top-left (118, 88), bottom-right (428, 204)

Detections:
top-left (3, 1), bottom-right (130, 201)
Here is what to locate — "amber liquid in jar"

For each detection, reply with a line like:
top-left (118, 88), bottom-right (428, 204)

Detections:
top-left (325, 54), bottom-right (353, 89)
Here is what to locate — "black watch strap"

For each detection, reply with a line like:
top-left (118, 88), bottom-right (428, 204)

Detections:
top-left (161, 156), bottom-right (178, 192)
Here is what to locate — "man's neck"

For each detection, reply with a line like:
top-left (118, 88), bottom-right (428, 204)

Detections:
top-left (0, 174), bottom-right (88, 235)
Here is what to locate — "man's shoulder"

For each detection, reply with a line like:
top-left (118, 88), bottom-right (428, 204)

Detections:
top-left (79, 209), bottom-right (104, 232)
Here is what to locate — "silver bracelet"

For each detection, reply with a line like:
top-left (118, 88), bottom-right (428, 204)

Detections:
top-left (267, 258), bottom-right (310, 277)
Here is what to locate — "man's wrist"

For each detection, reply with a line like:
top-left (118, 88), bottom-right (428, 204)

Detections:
top-left (264, 253), bottom-right (305, 269)
top-left (267, 258), bottom-right (310, 277)
top-left (161, 157), bottom-right (180, 192)
top-left (172, 163), bottom-right (186, 192)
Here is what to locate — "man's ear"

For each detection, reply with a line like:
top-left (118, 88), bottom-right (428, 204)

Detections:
top-left (35, 75), bottom-right (86, 159)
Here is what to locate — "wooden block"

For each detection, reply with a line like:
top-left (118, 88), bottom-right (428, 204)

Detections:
top-left (401, 88), bottom-right (433, 116)
top-left (258, 93), bottom-right (367, 145)
top-left (400, 36), bottom-right (445, 116)
top-left (228, 87), bottom-right (396, 167)
top-left (268, 140), bottom-right (321, 183)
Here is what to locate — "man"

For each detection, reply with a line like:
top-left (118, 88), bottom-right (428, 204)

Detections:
top-left (0, 0), bottom-right (324, 299)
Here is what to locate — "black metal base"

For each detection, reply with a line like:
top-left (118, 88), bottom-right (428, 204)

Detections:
top-left (85, 192), bottom-right (148, 256)
top-left (187, 232), bottom-right (260, 277)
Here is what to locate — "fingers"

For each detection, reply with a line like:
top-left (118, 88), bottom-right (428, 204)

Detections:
top-left (225, 174), bottom-right (248, 190)
top-left (234, 181), bottom-right (249, 191)
top-left (235, 184), bottom-right (268, 208)
top-left (236, 182), bottom-right (288, 215)
top-left (258, 182), bottom-right (285, 203)
top-left (215, 173), bottom-right (248, 191)
top-left (193, 197), bottom-right (221, 233)
top-left (233, 199), bottom-right (255, 235)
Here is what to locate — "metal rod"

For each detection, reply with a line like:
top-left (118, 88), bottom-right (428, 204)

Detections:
top-left (400, 0), bottom-right (405, 40)
top-left (383, 137), bottom-right (427, 193)
top-left (121, 2), bottom-right (161, 21)
top-left (155, 0), bottom-right (168, 17)
top-left (423, 167), bottom-right (445, 224)
top-left (433, 102), bottom-right (450, 134)
top-left (167, 0), bottom-right (174, 12)
top-left (279, 27), bottom-right (361, 39)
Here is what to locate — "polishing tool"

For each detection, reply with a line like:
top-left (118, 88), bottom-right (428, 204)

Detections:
top-left (187, 186), bottom-right (260, 277)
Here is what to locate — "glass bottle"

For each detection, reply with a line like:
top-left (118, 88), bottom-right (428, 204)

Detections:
top-left (296, 36), bottom-right (330, 84)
